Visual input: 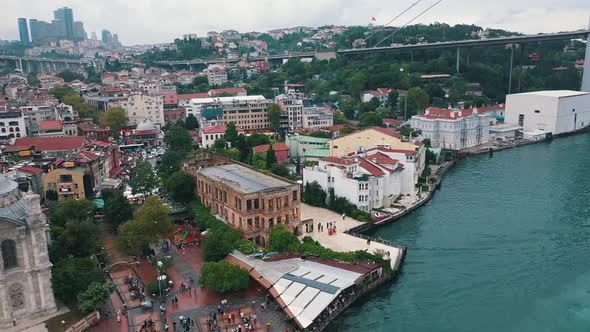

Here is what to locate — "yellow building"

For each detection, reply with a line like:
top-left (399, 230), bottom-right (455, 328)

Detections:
top-left (329, 126), bottom-right (420, 157)
top-left (42, 166), bottom-right (87, 201)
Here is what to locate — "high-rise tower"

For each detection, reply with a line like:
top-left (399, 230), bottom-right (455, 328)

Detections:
top-left (17, 18), bottom-right (30, 43)
top-left (582, 18), bottom-right (590, 92)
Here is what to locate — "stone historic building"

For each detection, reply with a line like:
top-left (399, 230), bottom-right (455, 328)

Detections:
top-left (0, 174), bottom-right (57, 329)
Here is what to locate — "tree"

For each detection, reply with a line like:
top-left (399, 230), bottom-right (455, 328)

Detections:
top-left (57, 70), bottom-right (85, 82)
top-left (251, 153), bottom-right (266, 170)
top-left (102, 189), bottom-right (134, 230)
top-left (266, 103), bottom-right (282, 133)
top-left (246, 133), bottom-right (270, 147)
top-left (359, 112), bottom-right (384, 127)
top-left (185, 114), bottom-right (199, 130)
top-left (118, 196), bottom-right (174, 255)
top-left (265, 144), bottom-right (277, 167)
top-left (165, 171), bottom-right (195, 203)
top-left (49, 199), bottom-right (94, 227)
top-left (158, 150), bottom-right (184, 181)
top-left (271, 164), bottom-right (290, 178)
top-left (203, 228), bottom-right (240, 262)
top-left (50, 219), bottom-right (99, 261)
top-left (78, 282), bottom-right (116, 314)
top-left (423, 138), bottom-right (432, 148)
top-left (128, 160), bottom-right (159, 195)
top-left (99, 107), bottom-right (128, 137)
top-left (200, 262), bottom-right (249, 292)
top-left (62, 92), bottom-right (93, 119)
top-left (235, 134), bottom-right (251, 163)
top-left (333, 111), bottom-right (348, 125)
top-left (269, 225), bottom-right (300, 253)
top-left (224, 122), bottom-right (239, 147)
top-left (302, 181), bottom-right (327, 207)
top-left (406, 87), bottom-right (430, 116)
top-left (164, 124), bottom-right (192, 153)
top-left (398, 124), bottom-right (421, 138)
top-left (387, 90), bottom-right (399, 110)
top-left (52, 258), bottom-right (103, 304)
top-left (50, 86), bottom-right (76, 102)
top-left (295, 156), bottom-right (301, 174)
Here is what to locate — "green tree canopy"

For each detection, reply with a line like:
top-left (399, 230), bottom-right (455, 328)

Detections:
top-left (185, 114), bottom-right (199, 130)
top-left (99, 107), bottom-right (128, 137)
top-left (269, 224), bottom-right (299, 253)
top-left (78, 282), bottom-right (116, 314)
top-left (52, 258), bottom-right (104, 304)
top-left (266, 103), bottom-right (282, 133)
top-left (118, 196), bottom-right (174, 255)
top-left (265, 143), bottom-right (277, 167)
top-left (57, 70), bottom-right (85, 82)
top-left (128, 160), bottom-right (159, 195)
top-left (164, 124), bottom-right (193, 153)
top-left (200, 262), bottom-right (249, 292)
top-left (359, 112), bottom-right (384, 127)
top-left (50, 86), bottom-right (76, 102)
top-left (158, 150), bottom-right (184, 181)
top-left (165, 171), bottom-right (195, 203)
top-left (102, 189), bottom-right (134, 230)
top-left (224, 122), bottom-right (239, 147)
top-left (406, 87), bottom-right (430, 117)
top-left (302, 181), bottom-right (327, 207)
top-left (49, 199), bottom-right (94, 227)
top-left (203, 227), bottom-right (240, 262)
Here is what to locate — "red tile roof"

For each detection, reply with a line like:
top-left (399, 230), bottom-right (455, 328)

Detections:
top-left (16, 165), bottom-right (44, 175)
top-left (359, 158), bottom-right (385, 176)
top-left (321, 124), bottom-right (349, 132)
top-left (4, 136), bottom-right (87, 153)
top-left (38, 120), bottom-right (63, 131)
top-left (374, 146), bottom-right (417, 155)
top-left (77, 151), bottom-right (100, 162)
top-left (202, 125), bottom-right (228, 134)
top-left (252, 143), bottom-right (288, 153)
top-left (320, 156), bottom-right (355, 165)
top-left (177, 92), bottom-right (209, 100)
top-left (383, 118), bottom-right (404, 126)
top-left (78, 124), bottom-right (109, 132)
top-left (366, 152), bottom-right (398, 165)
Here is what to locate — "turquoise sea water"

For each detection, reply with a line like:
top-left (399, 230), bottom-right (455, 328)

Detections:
top-left (331, 133), bottom-right (590, 332)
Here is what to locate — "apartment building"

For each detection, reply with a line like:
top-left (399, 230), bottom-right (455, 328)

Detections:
top-left (194, 163), bottom-right (301, 246)
top-left (302, 106), bottom-right (333, 130)
top-left (110, 93), bottom-right (165, 126)
top-left (190, 95), bottom-right (273, 131)
top-left (277, 95), bottom-right (303, 129)
top-left (207, 68), bottom-right (228, 86)
top-left (43, 166), bottom-right (88, 201)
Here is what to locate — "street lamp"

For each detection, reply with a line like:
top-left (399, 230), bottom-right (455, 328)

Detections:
top-left (157, 261), bottom-right (164, 299)
top-left (400, 68), bottom-right (408, 120)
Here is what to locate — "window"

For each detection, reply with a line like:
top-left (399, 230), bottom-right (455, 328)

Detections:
top-left (518, 114), bottom-right (525, 126)
top-left (254, 199), bottom-right (260, 209)
top-left (246, 199), bottom-right (252, 211)
top-left (2, 239), bottom-right (18, 270)
top-left (534, 110), bottom-right (540, 114)
top-left (292, 191), bottom-right (298, 201)
top-left (59, 174), bottom-right (73, 183)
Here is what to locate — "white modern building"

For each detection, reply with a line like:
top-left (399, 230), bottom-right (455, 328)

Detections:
top-left (200, 124), bottom-right (244, 149)
top-left (410, 106), bottom-right (491, 150)
top-left (277, 95), bottom-right (303, 129)
top-left (504, 90), bottom-right (590, 135)
top-left (302, 107), bottom-right (333, 130)
top-left (190, 95), bottom-right (272, 131)
top-left (303, 146), bottom-right (424, 212)
top-left (111, 93), bottom-right (165, 126)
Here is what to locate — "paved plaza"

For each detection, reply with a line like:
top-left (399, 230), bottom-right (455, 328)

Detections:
top-left (299, 203), bottom-right (403, 269)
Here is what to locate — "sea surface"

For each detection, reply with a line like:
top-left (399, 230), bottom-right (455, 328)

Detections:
top-left (331, 133), bottom-right (590, 332)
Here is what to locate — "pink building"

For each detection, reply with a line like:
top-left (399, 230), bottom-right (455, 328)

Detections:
top-left (158, 91), bottom-right (178, 105)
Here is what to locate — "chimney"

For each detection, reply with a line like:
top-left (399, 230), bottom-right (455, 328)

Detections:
top-left (447, 104), bottom-right (452, 110)
top-left (450, 111), bottom-right (456, 119)
top-left (372, 158), bottom-right (377, 163)
top-left (582, 17), bottom-right (590, 92)
top-left (425, 108), bottom-right (430, 115)
top-left (473, 107), bottom-right (478, 114)
top-left (458, 110), bottom-right (462, 117)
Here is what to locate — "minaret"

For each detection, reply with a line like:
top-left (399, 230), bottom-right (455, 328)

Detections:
top-left (582, 17), bottom-right (590, 92)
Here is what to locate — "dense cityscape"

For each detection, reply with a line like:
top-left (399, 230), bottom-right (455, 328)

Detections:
top-left (0, 3), bottom-right (589, 332)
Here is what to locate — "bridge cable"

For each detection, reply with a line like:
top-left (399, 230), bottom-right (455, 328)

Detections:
top-left (373, 0), bottom-right (444, 48)
top-left (365, 0), bottom-right (425, 42)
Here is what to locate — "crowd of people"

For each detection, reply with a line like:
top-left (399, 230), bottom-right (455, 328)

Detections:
top-left (306, 288), bottom-right (357, 331)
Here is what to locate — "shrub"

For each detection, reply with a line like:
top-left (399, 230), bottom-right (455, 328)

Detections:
top-left (200, 262), bottom-right (249, 292)
top-left (237, 240), bottom-right (256, 255)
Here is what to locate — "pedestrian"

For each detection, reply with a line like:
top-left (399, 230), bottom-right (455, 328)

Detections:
top-left (117, 311), bottom-right (121, 324)
top-left (367, 238), bottom-right (371, 245)
top-left (342, 213), bottom-right (346, 220)
top-left (173, 321), bottom-right (177, 331)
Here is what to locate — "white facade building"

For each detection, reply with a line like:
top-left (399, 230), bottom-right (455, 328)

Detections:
top-left (303, 147), bottom-right (424, 212)
top-left (111, 94), bottom-right (165, 126)
top-left (504, 90), bottom-right (590, 135)
top-left (0, 111), bottom-right (27, 144)
top-left (410, 107), bottom-right (491, 150)
top-left (190, 95), bottom-right (272, 131)
top-left (277, 95), bottom-right (303, 129)
top-left (302, 107), bottom-right (333, 130)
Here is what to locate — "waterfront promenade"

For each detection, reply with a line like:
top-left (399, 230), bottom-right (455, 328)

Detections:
top-left (300, 203), bottom-right (404, 269)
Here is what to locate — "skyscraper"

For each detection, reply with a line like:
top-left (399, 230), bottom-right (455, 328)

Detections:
top-left (102, 29), bottom-right (112, 45)
top-left (73, 21), bottom-right (87, 41)
top-left (53, 7), bottom-right (74, 38)
top-left (17, 18), bottom-right (30, 43)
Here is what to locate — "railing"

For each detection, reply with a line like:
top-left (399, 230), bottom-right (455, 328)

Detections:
top-left (65, 311), bottom-right (100, 332)
top-left (346, 231), bottom-right (406, 250)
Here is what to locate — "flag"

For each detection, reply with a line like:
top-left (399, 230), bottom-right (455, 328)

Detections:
top-left (371, 16), bottom-right (376, 21)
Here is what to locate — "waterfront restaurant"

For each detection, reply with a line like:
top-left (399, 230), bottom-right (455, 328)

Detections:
top-left (226, 252), bottom-right (385, 331)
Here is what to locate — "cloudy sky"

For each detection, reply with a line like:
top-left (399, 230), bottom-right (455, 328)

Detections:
top-left (1, 0), bottom-right (589, 45)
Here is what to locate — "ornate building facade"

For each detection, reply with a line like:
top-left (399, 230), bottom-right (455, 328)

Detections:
top-left (0, 174), bottom-right (57, 329)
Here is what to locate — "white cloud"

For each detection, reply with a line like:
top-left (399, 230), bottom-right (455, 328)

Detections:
top-left (0, 0), bottom-right (588, 44)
